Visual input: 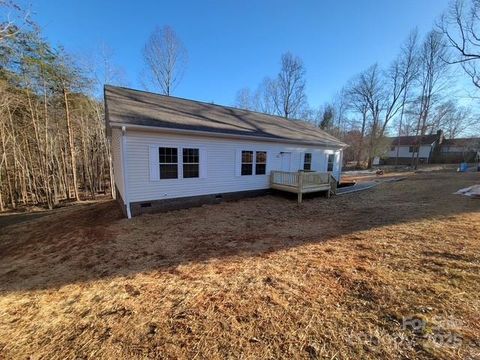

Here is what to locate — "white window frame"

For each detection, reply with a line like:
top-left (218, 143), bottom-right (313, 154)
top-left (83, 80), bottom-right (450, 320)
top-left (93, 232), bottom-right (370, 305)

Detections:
top-left (327, 153), bottom-right (335, 172)
top-left (255, 151), bottom-right (267, 175)
top-left (303, 153), bottom-right (312, 171)
top-left (241, 150), bottom-right (254, 176)
top-left (239, 150), bottom-right (268, 176)
top-left (159, 146), bottom-right (179, 180)
top-left (182, 148), bottom-right (200, 179)
top-left (150, 145), bottom-right (205, 181)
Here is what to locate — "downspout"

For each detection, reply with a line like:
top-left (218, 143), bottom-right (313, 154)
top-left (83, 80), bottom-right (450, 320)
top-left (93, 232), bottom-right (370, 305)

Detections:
top-left (121, 126), bottom-right (131, 219)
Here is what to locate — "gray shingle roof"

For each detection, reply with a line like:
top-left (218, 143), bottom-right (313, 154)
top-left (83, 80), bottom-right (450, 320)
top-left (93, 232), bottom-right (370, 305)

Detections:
top-left (443, 137), bottom-right (480, 147)
top-left (388, 134), bottom-right (440, 146)
top-left (104, 85), bottom-right (346, 148)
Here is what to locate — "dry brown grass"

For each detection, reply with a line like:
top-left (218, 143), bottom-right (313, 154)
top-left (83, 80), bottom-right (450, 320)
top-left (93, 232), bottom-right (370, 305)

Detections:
top-left (0, 171), bottom-right (479, 359)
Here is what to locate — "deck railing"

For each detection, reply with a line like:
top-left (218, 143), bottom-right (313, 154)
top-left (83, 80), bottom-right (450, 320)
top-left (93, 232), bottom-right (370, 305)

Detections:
top-left (270, 170), bottom-right (336, 203)
top-left (271, 171), bottom-right (300, 187)
top-left (303, 172), bottom-right (330, 187)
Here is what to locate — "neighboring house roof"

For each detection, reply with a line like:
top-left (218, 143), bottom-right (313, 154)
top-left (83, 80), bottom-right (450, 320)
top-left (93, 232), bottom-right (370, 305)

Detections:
top-left (104, 85), bottom-right (346, 148)
top-left (389, 134), bottom-right (439, 146)
top-left (442, 137), bottom-right (480, 148)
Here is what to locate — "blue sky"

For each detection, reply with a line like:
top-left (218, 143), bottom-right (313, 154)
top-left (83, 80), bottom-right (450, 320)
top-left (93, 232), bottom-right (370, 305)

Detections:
top-left (32, 0), bottom-right (453, 107)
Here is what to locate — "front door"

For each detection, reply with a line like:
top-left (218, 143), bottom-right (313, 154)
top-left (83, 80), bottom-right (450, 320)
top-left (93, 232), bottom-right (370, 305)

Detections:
top-left (281, 152), bottom-right (291, 171)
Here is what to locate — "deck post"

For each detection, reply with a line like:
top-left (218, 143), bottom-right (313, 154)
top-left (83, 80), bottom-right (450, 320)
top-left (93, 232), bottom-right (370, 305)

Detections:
top-left (327, 174), bottom-right (331, 198)
top-left (297, 171), bottom-right (304, 204)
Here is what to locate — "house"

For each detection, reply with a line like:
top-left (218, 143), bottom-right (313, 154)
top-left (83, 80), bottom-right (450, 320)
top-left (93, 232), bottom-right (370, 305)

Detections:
top-left (440, 137), bottom-right (480, 163)
top-left (104, 86), bottom-right (346, 218)
top-left (383, 130), bottom-right (480, 165)
top-left (383, 131), bottom-right (444, 165)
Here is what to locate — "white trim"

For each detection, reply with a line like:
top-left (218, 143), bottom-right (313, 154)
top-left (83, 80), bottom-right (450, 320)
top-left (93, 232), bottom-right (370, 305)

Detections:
top-left (199, 148), bottom-right (207, 179)
top-left (236, 149), bottom-right (269, 177)
top-left (152, 145), bottom-right (204, 181)
top-left (235, 149), bottom-right (242, 177)
top-left (177, 147), bottom-right (184, 179)
top-left (109, 122), bottom-right (347, 149)
top-left (121, 126), bottom-right (132, 219)
top-left (149, 145), bottom-right (160, 181)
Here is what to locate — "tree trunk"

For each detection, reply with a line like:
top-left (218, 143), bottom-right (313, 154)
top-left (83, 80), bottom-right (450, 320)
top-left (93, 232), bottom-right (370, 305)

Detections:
top-left (63, 87), bottom-right (80, 201)
top-left (356, 111), bottom-right (367, 168)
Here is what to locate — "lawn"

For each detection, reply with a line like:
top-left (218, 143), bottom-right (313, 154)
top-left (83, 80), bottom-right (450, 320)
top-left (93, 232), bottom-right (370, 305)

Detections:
top-left (0, 171), bottom-right (479, 359)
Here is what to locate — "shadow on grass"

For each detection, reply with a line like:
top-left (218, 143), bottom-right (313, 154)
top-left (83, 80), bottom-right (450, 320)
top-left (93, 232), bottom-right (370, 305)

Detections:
top-left (0, 172), bottom-right (478, 294)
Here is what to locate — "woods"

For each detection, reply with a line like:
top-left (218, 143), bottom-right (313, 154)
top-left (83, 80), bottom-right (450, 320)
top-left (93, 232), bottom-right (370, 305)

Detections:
top-left (1, 0), bottom-right (479, 212)
top-left (0, 5), bottom-right (112, 211)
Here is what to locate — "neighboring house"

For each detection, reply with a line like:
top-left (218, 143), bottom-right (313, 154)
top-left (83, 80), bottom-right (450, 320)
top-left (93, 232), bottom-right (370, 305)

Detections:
top-left (384, 131), bottom-right (444, 165)
top-left (105, 86), bottom-right (346, 218)
top-left (440, 137), bottom-right (480, 163)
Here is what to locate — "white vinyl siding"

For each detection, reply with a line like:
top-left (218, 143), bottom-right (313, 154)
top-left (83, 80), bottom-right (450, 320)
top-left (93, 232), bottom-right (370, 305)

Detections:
top-left (111, 128), bottom-right (125, 202)
top-left (388, 145), bottom-right (432, 159)
top-left (121, 130), bottom-right (342, 203)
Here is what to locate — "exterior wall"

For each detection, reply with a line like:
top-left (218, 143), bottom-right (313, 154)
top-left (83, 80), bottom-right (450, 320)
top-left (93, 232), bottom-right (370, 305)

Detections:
top-left (383, 157), bottom-right (419, 166)
top-left (123, 129), bottom-right (343, 204)
top-left (385, 143), bottom-right (479, 164)
top-left (387, 144), bottom-right (432, 160)
top-left (110, 128), bottom-right (125, 203)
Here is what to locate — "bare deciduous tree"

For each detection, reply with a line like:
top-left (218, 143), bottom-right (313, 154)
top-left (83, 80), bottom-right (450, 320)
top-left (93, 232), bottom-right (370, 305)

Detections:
top-left (142, 26), bottom-right (188, 96)
top-left (346, 88), bottom-right (369, 167)
top-left (257, 77), bottom-right (279, 115)
top-left (0, 0), bottom-right (31, 42)
top-left (94, 43), bottom-right (128, 90)
top-left (412, 31), bottom-right (450, 168)
top-left (438, 0), bottom-right (480, 89)
top-left (234, 87), bottom-right (255, 110)
top-left (393, 30), bottom-right (420, 166)
top-left (430, 100), bottom-right (476, 138)
top-left (233, 53), bottom-right (307, 119)
top-left (273, 52), bottom-right (307, 118)
top-left (347, 64), bottom-right (385, 167)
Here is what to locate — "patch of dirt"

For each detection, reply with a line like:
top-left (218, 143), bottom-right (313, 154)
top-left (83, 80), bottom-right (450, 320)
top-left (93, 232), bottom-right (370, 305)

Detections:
top-left (0, 172), bottom-right (479, 359)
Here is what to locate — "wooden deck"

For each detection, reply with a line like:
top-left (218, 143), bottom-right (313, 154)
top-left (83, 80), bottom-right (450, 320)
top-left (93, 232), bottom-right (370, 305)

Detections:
top-left (270, 171), bottom-right (337, 203)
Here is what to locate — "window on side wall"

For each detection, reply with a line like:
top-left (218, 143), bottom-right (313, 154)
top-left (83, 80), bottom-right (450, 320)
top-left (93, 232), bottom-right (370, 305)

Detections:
top-left (241, 151), bottom-right (253, 175)
top-left (159, 147), bottom-right (178, 179)
top-left (255, 151), bottom-right (266, 175)
top-left (409, 145), bottom-right (419, 153)
top-left (303, 153), bottom-right (312, 170)
top-left (183, 148), bottom-right (199, 178)
top-left (327, 154), bottom-right (335, 172)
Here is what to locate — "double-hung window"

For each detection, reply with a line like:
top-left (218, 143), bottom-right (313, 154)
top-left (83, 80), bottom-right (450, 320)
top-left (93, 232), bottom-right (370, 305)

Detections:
top-left (303, 153), bottom-right (312, 171)
top-left (159, 147), bottom-right (178, 179)
top-left (255, 151), bottom-right (266, 175)
top-left (183, 148), bottom-right (199, 178)
top-left (327, 154), bottom-right (335, 172)
top-left (241, 150), bottom-right (267, 176)
top-left (157, 147), bottom-right (200, 179)
top-left (241, 151), bottom-right (253, 175)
